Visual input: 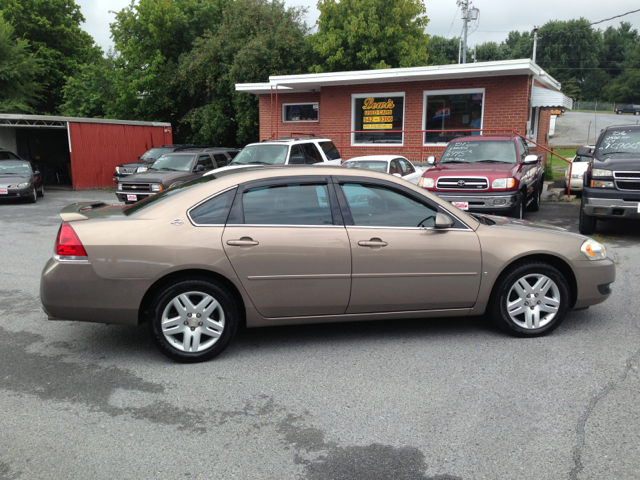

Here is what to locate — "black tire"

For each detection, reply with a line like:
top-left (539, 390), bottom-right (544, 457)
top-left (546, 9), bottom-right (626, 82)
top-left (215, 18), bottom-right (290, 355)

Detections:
top-left (27, 188), bottom-right (37, 203)
top-left (616, 110), bottom-right (622, 115)
top-left (527, 182), bottom-right (542, 212)
top-left (37, 184), bottom-right (44, 197)
top-left (489, 261), bottom-right (570, 337)
top-left (509, 191), bottom-right (524, 219)
top-left (578, 197), bottom-right (597, 235)
top-left (635, 111), bottom-right (639, 116)
top-left (148, 278), bottom-right (238, 363)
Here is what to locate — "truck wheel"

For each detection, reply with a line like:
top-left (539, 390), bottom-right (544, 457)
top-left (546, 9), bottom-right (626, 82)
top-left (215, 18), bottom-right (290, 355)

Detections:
top-left (579, 198), bottom-right (597, 235)
top-left (636, 111), bottom-right (640, 116)
top-left (616, 110), bottom-right (622, 115)
top-left (510, 192), bottom-right (524, 219)
top-left (527, 183), bottom-right (542, 212)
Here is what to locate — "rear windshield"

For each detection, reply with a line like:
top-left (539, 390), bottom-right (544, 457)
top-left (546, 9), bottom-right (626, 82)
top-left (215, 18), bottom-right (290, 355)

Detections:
top-left (342, 160), bottom-right (387, 172)
top-left (230, 144), bottom-right (288, 166)
top-left (149, 154), bottom-right (194, 172)
top-left (140, 147), bottom-right (174, 161)
top-left (597, 129), bottom-right (640, 156)
top-left (440, 141), bottom-right (517, 164)
top-left (319, 141), bottom-right (341, 160)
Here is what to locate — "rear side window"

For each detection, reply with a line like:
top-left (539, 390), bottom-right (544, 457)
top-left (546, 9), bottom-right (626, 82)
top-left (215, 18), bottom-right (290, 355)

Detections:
top-left (303, 143), bottom-right (323, 164)
top-left (189, 188), bottom-right (236, 225)
top-left (319, 141), bottom-right (341, 160)
top-left (288, 145), bottom-right (306, 165)
top-left (243, 184), bottom-right (332, 225)
top-left (213, 154), bottom-right (228, 168)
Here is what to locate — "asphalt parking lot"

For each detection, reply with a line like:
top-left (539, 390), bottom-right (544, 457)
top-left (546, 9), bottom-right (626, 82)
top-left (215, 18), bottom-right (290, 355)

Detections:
top-left (1, 190), bottom-right (639, 480)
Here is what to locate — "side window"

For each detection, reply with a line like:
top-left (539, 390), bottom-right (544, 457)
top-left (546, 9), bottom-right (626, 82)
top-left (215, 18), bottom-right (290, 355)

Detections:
top-left (303, 143), bottom-right (323, 164)
top-left (213, 154), bottom-right (228, 168)
top-left (0, 152), bottom-right (10, 160)
top-left (196, 155), bottom-right (214, 171)
top-left (8, 152), bottom-right (19, 160)
top-left (389, 160), bottom-right (401, 175)
top-left (243, 183), bottom-right (333, 225)
top-left (228, 151), bottom-right (239, 159)
top-left (288, 145), bottom-right (305, 165)
top-left (399, 159), bottom-right (414, 175)
top-left (341, 183), bottom-right (438, 228)
top-left (189, 188), bottom-right (236, 225)
top-left (516, 138), bottom-right (528, 161)
top-left (319, 141), bottom-right (341, 160)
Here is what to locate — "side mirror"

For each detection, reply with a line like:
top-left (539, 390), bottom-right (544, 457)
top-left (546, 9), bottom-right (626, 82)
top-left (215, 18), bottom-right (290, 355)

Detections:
top-left (194, 165), bottom-right (205, 172)
top-left (426, 156), bottom-right (436, 165)
top-left (523, 154), bottom-right (539, 164)
top-left (435, 212), bottom-right (454, 229)
top-left (576, 146), bottom-right (592, 157)
top-left (392, 173), bottom-right (402, 178)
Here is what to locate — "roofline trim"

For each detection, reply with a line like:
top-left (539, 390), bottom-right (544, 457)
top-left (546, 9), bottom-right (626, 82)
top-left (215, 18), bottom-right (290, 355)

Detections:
top-left (0, 114), bottom-right (171, 127)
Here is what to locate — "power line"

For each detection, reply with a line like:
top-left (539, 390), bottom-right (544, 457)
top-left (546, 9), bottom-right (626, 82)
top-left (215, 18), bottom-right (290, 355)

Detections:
top-left (590, 8), bottom-right (640, 26)
top-left (446, 5), bottom-right (460, 38)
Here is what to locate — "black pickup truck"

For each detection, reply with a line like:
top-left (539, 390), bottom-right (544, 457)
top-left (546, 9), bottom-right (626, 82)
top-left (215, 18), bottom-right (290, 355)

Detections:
top-left (579, 125), bottom-right (640, 234)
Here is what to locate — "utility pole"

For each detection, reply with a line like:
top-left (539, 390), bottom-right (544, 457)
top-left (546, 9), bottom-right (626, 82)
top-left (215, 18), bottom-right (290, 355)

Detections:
top-left (457, 0), bottom-right (479, 64)
top-left (532, 27), bottom-right (539, 63)
top-left (458, 36), bottom-right (462, 64)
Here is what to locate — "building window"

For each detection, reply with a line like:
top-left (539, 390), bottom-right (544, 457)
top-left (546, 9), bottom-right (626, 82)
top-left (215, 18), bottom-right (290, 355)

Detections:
top-left (352, 93), bottom-right (405, 145)
top-left (282, 103), bottom-right (319, 122)
top-left (423, 89), bottom-right (485, 145)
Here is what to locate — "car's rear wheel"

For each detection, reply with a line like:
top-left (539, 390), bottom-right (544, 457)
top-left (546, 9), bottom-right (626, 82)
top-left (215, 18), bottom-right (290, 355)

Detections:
top-left (148, 279), bottom-right (238, 363)
top-left (579, 197), bottom-right (597, 235)
top-left (616, 110), bottom-right (622, 115)
top-left (635, 111), bottom-right (639, 116)
top-left (489, 261), bottom-right (570, 337)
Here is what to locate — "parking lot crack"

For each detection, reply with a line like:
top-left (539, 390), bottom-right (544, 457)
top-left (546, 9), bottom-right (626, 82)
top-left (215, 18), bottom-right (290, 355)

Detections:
top-left (569, 348), bottom-right (640, 480)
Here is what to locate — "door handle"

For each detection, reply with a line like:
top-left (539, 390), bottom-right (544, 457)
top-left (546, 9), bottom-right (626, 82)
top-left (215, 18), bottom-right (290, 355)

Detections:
top-left (358, 238), bottom-right (388, 248)
top-left (227, 237), bottom-right (259, 247)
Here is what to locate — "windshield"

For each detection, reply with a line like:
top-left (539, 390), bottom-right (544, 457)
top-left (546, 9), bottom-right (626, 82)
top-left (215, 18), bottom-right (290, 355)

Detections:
top-left (343, 160), bottom-right (387, 173)
top-left (149, 154), bottom-right (194, 172)
top-left (140, 147), bottom-right (174, 161)
top-left (597, 129), bottom-right (640, 156)
top-left (440, 141), bottom-right (517, 164)
top-left (0, 161), bottom-right (32, 175)
top-left (230, 144), bottom-right (288, 166)
top-left (573, 155), bottom-right (590, 163)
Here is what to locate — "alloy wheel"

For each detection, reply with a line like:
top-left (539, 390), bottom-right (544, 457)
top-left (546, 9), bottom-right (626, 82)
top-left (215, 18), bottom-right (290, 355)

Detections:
top-left (506, 273), bottom-right (560, 329)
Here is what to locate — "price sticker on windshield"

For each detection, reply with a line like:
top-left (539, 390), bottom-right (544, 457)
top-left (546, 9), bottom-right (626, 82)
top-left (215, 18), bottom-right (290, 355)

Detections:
top-left (127, 194), bottom-right (137, 202)
top-left (451, 201), bottom-right (469, 210)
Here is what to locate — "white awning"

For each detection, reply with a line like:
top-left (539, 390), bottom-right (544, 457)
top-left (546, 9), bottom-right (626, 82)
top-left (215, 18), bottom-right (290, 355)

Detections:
top-left (531, 86), bottom-right (573, 110)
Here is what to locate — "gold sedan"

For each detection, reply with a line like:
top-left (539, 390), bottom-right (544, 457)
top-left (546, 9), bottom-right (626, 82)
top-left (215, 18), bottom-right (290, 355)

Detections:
top-left (41, 166), bottom-right (615, 362)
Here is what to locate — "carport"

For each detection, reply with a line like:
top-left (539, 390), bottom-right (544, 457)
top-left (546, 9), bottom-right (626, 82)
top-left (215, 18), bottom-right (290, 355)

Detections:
top-left (0, 114), bottom-right (173, 189)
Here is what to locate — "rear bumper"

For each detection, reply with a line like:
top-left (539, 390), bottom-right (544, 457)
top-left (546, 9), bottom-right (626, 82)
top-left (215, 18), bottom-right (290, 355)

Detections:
top-left (573, 258), bottom-right (616, 309)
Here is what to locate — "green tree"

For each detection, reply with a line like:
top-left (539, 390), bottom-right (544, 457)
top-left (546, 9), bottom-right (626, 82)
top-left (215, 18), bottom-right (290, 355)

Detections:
top-left (427, 35), bottom-right (458, 65)
top-left (60, 54), bottom-right (116, 118)
top-left (308, 0), bottom-right (430, 72)
top-left (601, 22), bottom-right (638, 79)
top-left (0, 0), bottom-right (101, 114)
top-left (176, 0), bottom-right (311, 145)
top-left (0, 17), bottom-right (42, 113)
top-left (501, 30), bottom-right (533, 60)
top-left (474, 41), bottom-right (506, 62)
top-left (606, 42), bottom-right (640, 103)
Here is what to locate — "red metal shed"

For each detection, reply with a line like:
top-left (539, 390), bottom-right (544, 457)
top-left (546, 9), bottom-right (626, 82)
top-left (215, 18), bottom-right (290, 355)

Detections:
top-left (0, 115), bottom-right (173, 189)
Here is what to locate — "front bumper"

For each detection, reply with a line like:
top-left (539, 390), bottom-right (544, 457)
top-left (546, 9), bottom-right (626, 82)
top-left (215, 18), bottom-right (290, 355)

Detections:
top-left (573, 258), bottom-right (616, 309)
top-left (0, 185), bottom-right (36, 199)
top-left (433, 191), bottom-right (519, 213)
top-left (116, 191), bottom-right (156, 203)
top-left (565, 177), bottom-right (584, 191)
top-left (583, 187), bottom-right (640, 219)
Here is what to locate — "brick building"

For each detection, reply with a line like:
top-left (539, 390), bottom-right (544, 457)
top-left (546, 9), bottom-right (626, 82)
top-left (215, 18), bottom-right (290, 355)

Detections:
top-left (236, 59), bottom-right (572, 163)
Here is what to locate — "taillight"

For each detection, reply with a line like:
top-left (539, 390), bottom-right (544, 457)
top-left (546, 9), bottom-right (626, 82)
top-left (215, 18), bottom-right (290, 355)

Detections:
top-left (55, 222), bottom-right (88, 257)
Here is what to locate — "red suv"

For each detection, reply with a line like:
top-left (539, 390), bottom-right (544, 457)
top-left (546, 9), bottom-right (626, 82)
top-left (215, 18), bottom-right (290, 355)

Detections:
top-left (418, 135), bottom-right (544, 219)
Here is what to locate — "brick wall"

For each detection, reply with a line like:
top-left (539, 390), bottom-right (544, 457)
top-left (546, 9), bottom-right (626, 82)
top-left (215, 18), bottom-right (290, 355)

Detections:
top-left (258, 75), bottom-right (534, 164)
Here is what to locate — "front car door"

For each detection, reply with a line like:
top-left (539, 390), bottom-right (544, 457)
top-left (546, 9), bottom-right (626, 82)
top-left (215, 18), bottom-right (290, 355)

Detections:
top-left (222, 177), bottom-right (351, 318)
top-left (335, 177), bottom-right (482, 314)
top-left (516, 137), bottom-right (538, 198)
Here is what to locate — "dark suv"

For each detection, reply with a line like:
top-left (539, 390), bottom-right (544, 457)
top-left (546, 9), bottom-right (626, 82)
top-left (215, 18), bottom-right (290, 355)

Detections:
top-left (615, 104), bottom-right (640, 115)
top-left (116, 148), bottom-right (239, 204)
top-left (113, 144), bottom-right (211, 183)
top-left (579, 125), bottom-right (640, 234)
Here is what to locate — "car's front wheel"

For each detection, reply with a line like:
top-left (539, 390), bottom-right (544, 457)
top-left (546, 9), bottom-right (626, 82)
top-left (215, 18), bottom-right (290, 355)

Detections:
top-left (148, 278), bottom-right (238, 363)
top-left (37, 184), bottom-right (44, 197)
top-left (616, 110), bottom-right (622, 115)
top-left (27, 188), bottom-right (37, 203)
top-left (510, 192), bottom-right (524, 219)
top-left (527, 183), bottom-right (542, 212)
top-left (579, 197), bottom-right (597, 235)
top-left (489, 261), bottom-right (570, 337)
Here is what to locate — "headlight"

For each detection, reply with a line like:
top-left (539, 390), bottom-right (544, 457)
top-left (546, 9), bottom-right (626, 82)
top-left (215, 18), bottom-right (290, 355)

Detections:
top-left (581, 238), bottom-right (607, 261)
top-left (419, 177), bottom-right (434, 188)
top-left (18, 182), bottom-right (31, 187)
top-left (117, 184), bottom-right (123, 191)
top-left (151, 184), bottom-right (163, 192)
top-left (137, 166), bottom-right (148, 173)
top-left (491, 178), bottom-right (516, 189)
top-left (591, 180), bottom-right (614, 188)
top-left (571, 173), bottom-right (583, 179)
top-left (592, 169), bottom-right (612, 177)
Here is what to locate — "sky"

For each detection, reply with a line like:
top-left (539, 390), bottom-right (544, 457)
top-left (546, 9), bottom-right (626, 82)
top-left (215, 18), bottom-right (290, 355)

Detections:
top-left (76, 0), bottom-right (640, 54)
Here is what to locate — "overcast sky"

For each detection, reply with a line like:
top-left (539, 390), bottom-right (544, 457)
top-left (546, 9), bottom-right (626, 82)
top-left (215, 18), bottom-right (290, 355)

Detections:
top-left (76, 0), bottom-right (640, 54)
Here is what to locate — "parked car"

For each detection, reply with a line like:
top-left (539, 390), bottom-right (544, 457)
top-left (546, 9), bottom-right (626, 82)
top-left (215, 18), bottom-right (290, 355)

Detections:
top-left (564, 146), bottom-right (594, 194)
top-left (41, 165), bottom-right (614, 363)
top-left (342, 155), bottom-right (425, 184)
top-left (115, 148), bottom-right (238, 204)
top-left (417, 135), bottom-right (544, 219)
top-left (578, 125), bottom-right (640, 234)
top-left (615, 104), bottom-right (640, 115)
top-left (205, 138), bottom-right (342, 177)
top-left (113, 144), bottom-right (212, 183)
top-left (0, 153), bottom-right (44, 203)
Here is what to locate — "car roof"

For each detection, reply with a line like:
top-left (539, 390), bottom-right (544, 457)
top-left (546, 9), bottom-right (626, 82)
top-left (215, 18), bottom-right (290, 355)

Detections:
top-left (251, 137), bottom-right (333, 146)
top-left (346, 155), bottom-right (407, 162)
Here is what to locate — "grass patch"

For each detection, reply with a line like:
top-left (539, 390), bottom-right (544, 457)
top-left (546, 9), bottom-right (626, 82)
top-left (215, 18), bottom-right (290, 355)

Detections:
top-left (571, 110), bottom-right (615, 114)
top-left (591, 233), bottom-right (620, 243)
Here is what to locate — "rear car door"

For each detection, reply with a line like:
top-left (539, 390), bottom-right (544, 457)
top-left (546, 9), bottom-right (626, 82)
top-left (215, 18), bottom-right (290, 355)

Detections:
top-left (335, 177), bottom-right (482, 314)
top-left (398, 158), bottom-right (421, 184)
top-left (302, 143), bottom-right (324, 164)
top-left (287, 145), bottom-right (306, 165)
top-left (222, 177), bottom-right (351, 318)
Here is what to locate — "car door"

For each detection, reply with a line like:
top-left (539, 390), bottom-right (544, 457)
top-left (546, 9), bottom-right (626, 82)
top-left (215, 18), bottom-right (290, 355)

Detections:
top-left (302, 143), bottom-right (324, 164)
top-left (222, 177), bottom-right (351, 318)
top-left (287, 144), bottom-right (306, 165)
top-left (398, 158), bottom-right (421, 184)
top-left (516, 138), bottom-right (537, 198)
top-left (335, 177), bottom-right (482, 314)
